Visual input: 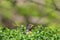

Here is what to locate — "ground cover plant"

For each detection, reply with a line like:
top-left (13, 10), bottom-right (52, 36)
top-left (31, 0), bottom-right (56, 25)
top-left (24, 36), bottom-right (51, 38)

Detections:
top-left (0, 24), bottom-right (60, 40)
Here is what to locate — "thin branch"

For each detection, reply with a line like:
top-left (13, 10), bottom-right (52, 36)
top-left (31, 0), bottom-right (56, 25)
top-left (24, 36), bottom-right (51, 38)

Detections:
top-left (26, 0), bottom-right (60, 11)
top-left (52, 0), bottom-right (60, 11)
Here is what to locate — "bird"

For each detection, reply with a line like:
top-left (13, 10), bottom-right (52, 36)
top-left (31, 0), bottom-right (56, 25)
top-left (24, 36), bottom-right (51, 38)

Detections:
top-left (26, 24), bottom-right (34, 32)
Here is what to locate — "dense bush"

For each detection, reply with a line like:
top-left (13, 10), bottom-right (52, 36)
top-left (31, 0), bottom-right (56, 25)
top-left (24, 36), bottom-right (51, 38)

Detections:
top-left (0, 25), bottom-right (60, 40)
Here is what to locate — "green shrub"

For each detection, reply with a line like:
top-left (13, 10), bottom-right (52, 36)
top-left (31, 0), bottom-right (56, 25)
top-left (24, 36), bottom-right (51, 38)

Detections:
top-left (0, 25), bottom-right (60, 40)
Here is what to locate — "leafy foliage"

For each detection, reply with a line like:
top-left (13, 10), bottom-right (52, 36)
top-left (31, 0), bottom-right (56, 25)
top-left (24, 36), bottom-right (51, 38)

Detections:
top-left (0, 25), bottom-right (60, 40)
